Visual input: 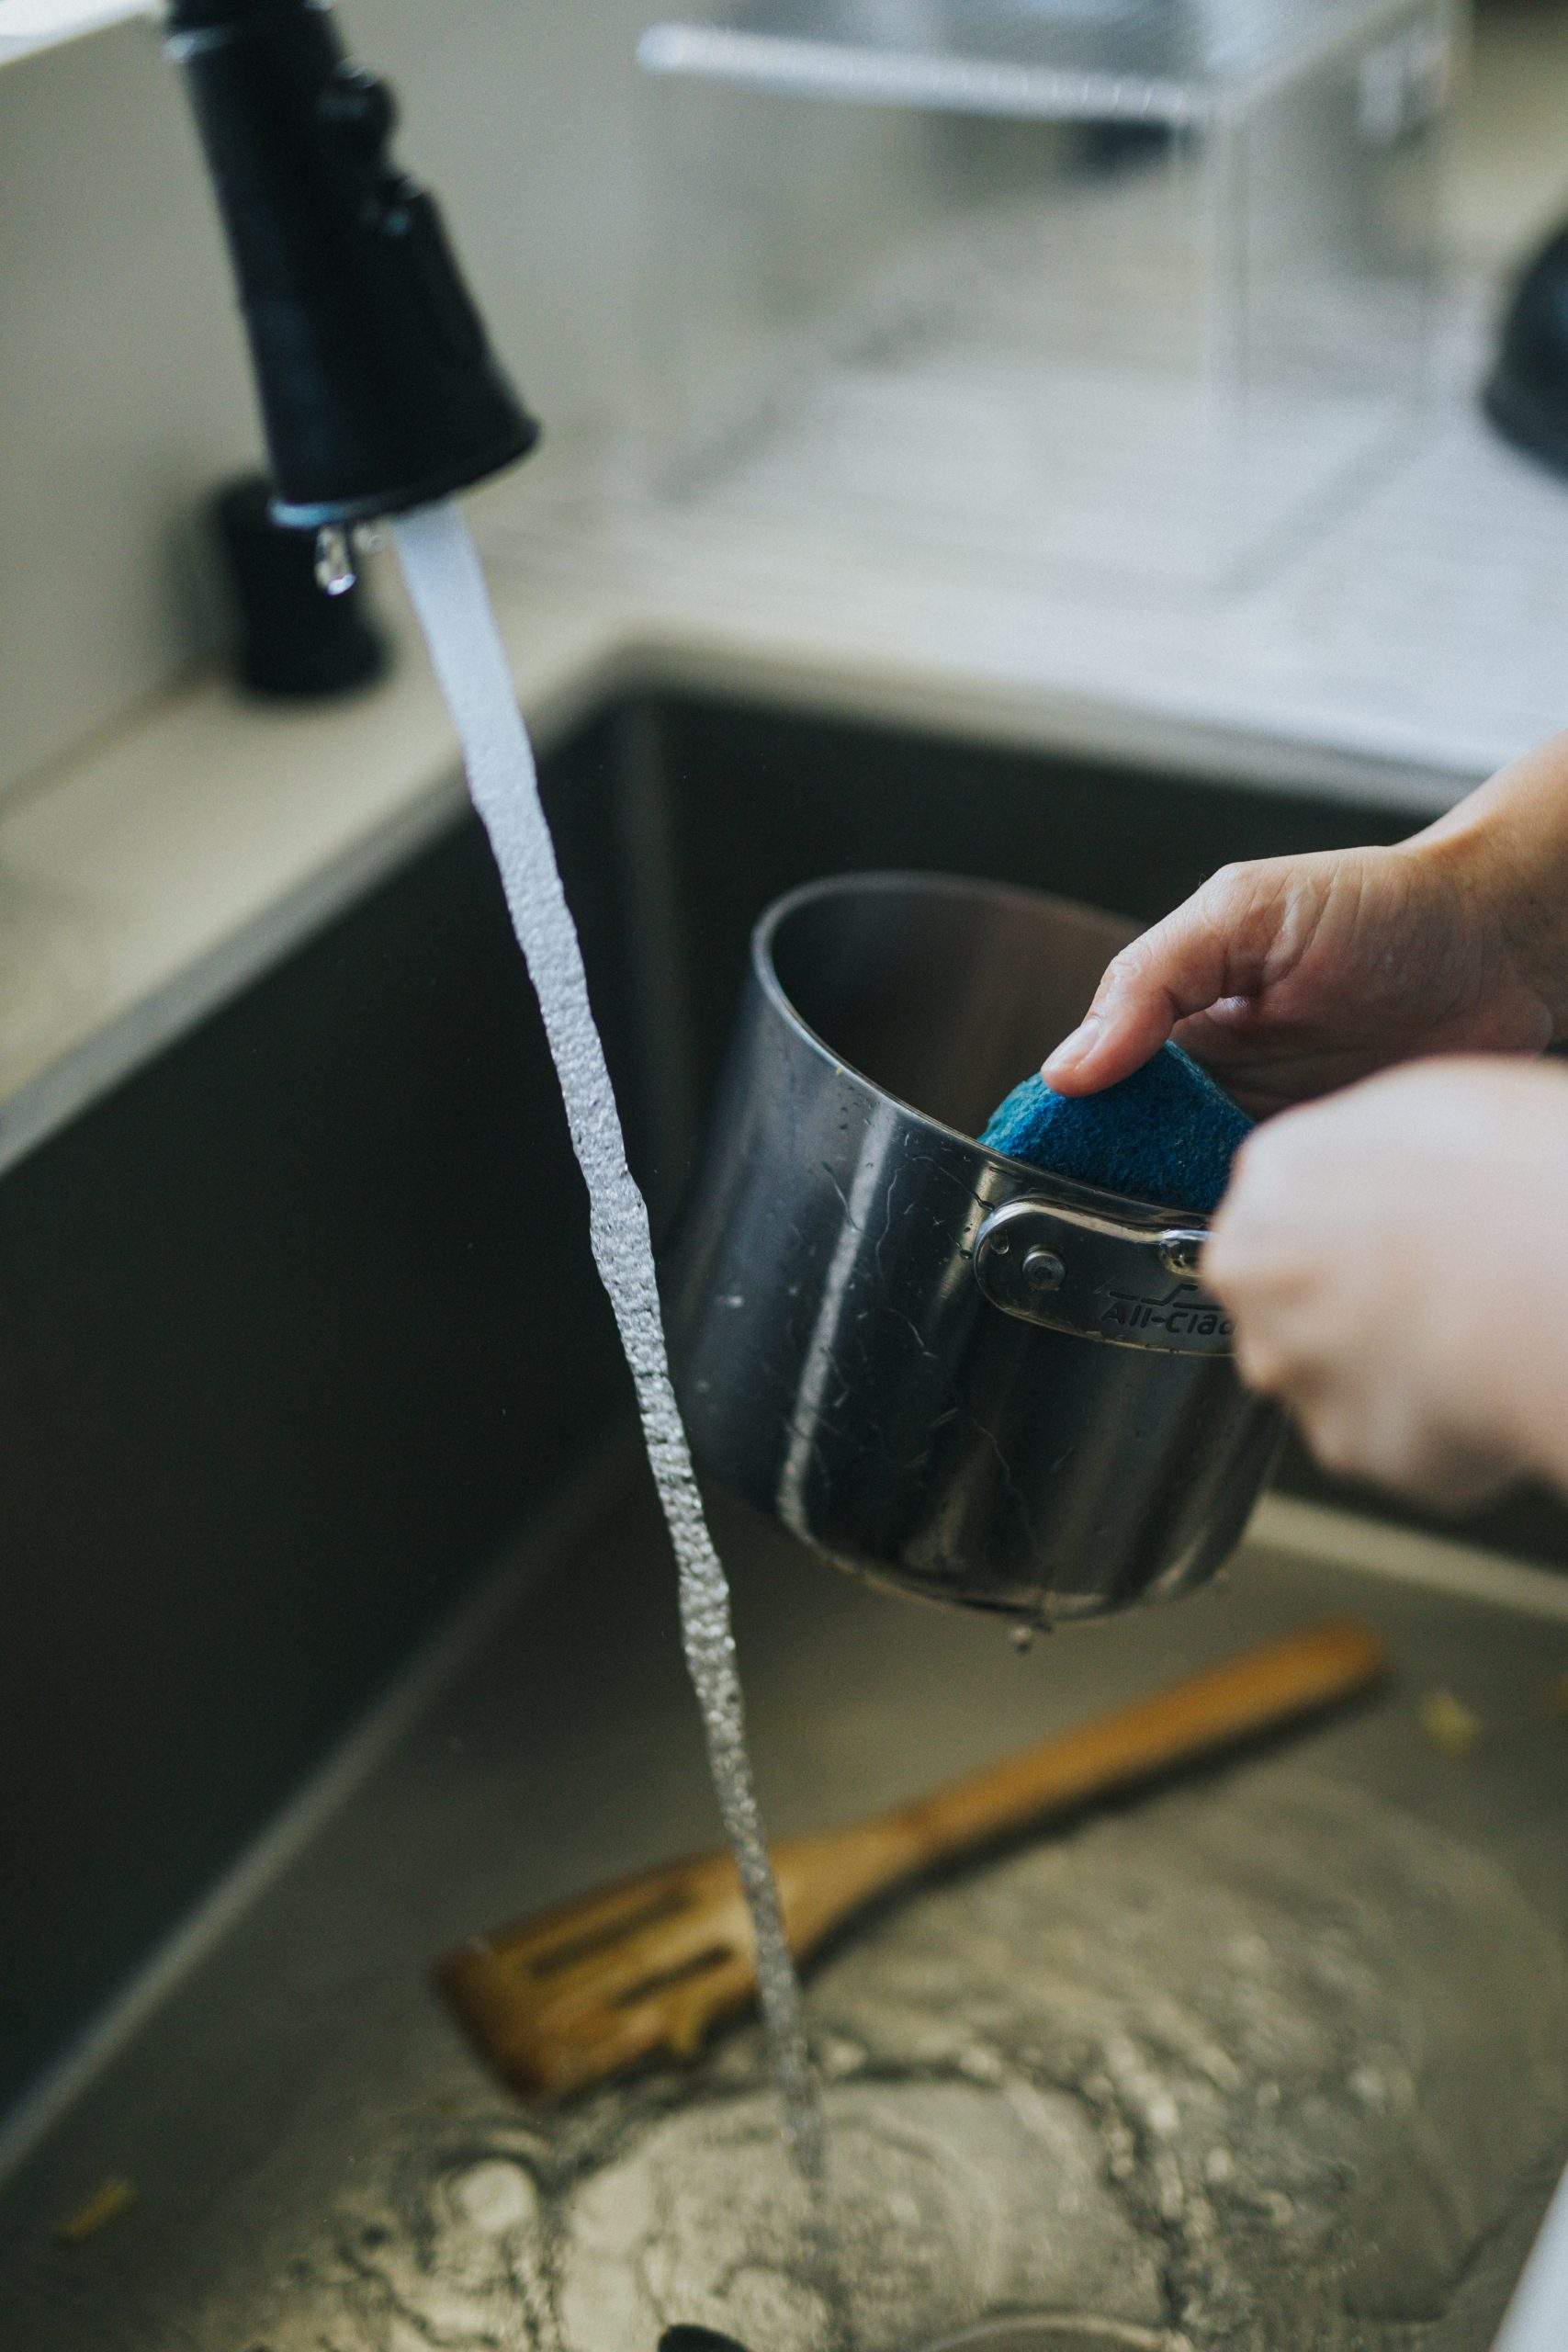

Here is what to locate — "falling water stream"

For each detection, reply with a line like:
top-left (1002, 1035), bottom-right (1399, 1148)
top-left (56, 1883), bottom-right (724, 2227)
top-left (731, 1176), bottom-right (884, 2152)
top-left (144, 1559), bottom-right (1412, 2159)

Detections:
top-left (392, 503), bottom-right (830, 2214)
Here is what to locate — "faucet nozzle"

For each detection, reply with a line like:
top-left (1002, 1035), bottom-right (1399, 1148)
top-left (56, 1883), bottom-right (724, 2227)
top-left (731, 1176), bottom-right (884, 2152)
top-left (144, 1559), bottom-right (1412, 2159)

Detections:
top-left (166, 0), bottom-right (539, 530)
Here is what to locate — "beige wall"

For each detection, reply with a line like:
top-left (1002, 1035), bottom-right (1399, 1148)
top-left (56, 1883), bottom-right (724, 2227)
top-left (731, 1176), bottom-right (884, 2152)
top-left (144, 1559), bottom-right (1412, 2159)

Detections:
top-left (0, 0), bottom-right (662, 802)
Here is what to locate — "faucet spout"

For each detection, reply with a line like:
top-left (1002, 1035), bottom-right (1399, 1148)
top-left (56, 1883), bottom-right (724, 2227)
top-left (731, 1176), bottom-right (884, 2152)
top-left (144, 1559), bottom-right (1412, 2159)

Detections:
top-left (165, 0), bottom-right (539, 530)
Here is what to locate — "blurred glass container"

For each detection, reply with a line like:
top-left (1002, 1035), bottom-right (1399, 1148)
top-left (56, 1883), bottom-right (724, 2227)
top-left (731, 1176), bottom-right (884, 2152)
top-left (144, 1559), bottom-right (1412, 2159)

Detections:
top-left (638, 0), bottom-right (1461, 589)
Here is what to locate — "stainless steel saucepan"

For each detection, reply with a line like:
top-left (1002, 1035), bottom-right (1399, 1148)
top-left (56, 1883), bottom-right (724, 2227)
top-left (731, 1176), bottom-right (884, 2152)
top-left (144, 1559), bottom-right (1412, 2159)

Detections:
top-left (661, 872), bottom-right (1280, 1622)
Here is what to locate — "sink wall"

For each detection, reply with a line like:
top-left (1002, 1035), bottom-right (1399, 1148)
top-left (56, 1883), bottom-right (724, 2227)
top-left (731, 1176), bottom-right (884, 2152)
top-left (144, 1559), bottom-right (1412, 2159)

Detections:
top-left (0, 719), bottom-right (635, 2116)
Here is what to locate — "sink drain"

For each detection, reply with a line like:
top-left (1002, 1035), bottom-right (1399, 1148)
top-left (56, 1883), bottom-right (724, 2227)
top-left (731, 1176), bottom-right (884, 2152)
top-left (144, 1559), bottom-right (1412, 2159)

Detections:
top-left (662, 2322), bottom-right (1165, 2352)
top-left (921, 2324), bottom-right (1165, 2352)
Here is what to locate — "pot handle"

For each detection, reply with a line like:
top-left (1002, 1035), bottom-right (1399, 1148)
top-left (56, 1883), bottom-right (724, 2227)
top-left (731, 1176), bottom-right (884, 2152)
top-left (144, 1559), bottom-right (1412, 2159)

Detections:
top-left (972, 1199), bottom-right (1233, 1357)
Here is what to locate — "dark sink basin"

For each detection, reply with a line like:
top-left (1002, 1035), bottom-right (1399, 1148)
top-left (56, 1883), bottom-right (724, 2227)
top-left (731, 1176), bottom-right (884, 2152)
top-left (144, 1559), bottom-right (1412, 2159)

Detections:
top-left (3, 690), bottom-right (1566, 2351)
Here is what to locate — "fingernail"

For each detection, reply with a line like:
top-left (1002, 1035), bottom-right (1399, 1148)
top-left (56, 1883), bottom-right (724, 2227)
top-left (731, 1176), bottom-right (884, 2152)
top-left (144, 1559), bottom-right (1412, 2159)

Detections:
top-left (1043, 1013), bottom-right (1101, 1081)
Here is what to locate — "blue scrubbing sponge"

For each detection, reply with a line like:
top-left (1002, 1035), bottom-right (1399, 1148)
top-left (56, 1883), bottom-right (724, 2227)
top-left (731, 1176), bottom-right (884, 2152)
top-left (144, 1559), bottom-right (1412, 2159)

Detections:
top-left (979, 1044), bottom-right (1251, 1216)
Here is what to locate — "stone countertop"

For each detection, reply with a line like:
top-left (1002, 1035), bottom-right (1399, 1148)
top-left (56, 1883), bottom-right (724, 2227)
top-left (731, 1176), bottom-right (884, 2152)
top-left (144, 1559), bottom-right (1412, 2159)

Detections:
top-left (7, 1), bottom-right (1568, 1174)
top-left (5, 1462), bottom-right (1568, 2351)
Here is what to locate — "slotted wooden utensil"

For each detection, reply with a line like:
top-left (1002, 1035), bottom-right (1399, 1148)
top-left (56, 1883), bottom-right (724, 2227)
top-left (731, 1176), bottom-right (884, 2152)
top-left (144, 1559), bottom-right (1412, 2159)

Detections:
top-left (438, 1616), bottom-right (1388, 2099)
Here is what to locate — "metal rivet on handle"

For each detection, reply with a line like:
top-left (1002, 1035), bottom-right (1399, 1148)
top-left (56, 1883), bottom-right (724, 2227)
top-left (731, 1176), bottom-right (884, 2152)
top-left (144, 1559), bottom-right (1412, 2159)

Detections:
top-left (1022, 1247), bottom-right (1066, 1292)
top-left (1158, 1231), bottom-right (1206, 1281)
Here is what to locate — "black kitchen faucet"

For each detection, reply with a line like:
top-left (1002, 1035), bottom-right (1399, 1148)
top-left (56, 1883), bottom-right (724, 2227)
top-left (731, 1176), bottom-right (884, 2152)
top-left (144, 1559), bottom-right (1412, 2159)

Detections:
top-left (164, 0), bottom-right (539, 541)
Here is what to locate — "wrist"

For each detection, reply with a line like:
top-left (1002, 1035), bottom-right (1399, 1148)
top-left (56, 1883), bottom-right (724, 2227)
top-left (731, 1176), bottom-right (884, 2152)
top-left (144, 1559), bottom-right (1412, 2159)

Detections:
top-left (1406, 819), bottom-right (1568, 1046)
top-left (1413, 737), bottom-right (1568, 1046)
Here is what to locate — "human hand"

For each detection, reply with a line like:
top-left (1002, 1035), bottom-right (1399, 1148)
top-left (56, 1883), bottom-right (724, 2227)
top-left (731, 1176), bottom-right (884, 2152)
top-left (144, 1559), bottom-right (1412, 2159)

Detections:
top-left (1043, 825), bottom-right (1562, 1121)
top-left (1034, 733), bottom-right (1568, 1128)
top-left (1201, 1058), bottom-right (1568, 1507)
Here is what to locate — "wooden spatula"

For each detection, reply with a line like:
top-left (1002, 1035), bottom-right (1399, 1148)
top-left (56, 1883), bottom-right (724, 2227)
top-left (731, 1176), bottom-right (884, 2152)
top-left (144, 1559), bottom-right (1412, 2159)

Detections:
top-left (438, 1616), bottom-right (1387, 2099)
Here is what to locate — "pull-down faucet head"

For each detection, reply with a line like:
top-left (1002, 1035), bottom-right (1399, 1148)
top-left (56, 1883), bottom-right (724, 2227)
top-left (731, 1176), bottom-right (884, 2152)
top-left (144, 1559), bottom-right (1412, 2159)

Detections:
top-left (164, 0), bottom-right (539, 532)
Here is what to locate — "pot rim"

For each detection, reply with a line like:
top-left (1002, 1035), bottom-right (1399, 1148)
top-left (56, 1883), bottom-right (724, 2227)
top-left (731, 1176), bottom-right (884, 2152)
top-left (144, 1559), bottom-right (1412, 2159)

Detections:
top-left (752, 869), bottom-right (1212, 1236)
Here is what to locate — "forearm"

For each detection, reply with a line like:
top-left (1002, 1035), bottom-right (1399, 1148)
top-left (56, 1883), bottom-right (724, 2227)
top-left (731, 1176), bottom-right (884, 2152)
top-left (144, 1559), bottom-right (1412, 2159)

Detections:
top-left (1413, 731), bottom-right (1568, 1045)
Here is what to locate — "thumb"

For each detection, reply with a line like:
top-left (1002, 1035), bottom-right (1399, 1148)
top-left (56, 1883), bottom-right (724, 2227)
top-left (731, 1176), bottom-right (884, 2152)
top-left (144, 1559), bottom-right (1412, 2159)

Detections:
top-left (1043, 867), bottom-right (1269, 1094)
